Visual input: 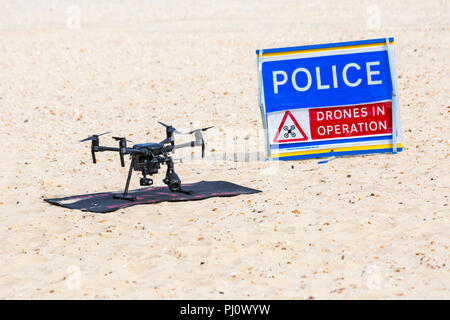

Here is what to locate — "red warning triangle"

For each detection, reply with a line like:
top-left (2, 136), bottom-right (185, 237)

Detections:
top-left (273, 111), bottom-right (308, 143)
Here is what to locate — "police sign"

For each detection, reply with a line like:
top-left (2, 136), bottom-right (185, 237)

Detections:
top-left (256, 38), bottom-right (402, 160)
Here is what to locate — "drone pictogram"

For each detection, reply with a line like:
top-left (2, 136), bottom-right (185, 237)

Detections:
top-left (283, 125), bottom-right (296, 138)
top-left (273, 111), bottom-right (308, 143)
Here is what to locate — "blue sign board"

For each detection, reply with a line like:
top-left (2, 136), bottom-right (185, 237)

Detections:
top-left (256, 38), bottom-right (402, 160)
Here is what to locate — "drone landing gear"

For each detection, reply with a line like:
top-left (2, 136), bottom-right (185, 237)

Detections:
top-left (112, 155), bottom-right (193, 201)
top-left (113, 155), bottom-right (137, 201)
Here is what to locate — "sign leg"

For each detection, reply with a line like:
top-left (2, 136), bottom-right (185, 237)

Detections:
top-left (386, 38), bottom-right (398, 154)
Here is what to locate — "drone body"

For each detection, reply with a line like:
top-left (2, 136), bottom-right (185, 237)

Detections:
top-left (81, 122), bottom-right (213, 201)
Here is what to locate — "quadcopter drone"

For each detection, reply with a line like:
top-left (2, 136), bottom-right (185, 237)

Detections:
top-left (80, 121), bottom-right (213, 201)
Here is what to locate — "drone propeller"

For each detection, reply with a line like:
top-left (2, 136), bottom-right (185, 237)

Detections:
top-left (185, 126), bottom-right (214, 135)
top-left (157, 121), bottom-right (181, 134)
top-left (80, 131), bottom-right (111, 142)
top-left (112, 137), bottom-right (133, 143)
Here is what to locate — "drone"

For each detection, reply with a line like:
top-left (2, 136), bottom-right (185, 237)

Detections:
top-left (80, 121), bottom-right (213, 201)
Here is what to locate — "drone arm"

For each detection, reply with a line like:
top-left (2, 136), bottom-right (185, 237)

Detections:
top-left (94, 146), bottom-right (148, 155)
top-left (159, 136), bottom-right (173, 145)
top-left (170, 129), bottom-right (208, 157)
top-left (171, 140), bottom-right (205, 157)
top-left (94, 146), bottom-right (121, 152)
top-left (91, 145), bottom-right (147, 167)
top-left (171, 141), bottom-right (196, 150)
top-left (83, 132), bottom-right (146, 166)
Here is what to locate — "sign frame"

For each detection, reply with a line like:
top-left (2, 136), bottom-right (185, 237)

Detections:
top-left (256, 38), bottom-right (402, 161)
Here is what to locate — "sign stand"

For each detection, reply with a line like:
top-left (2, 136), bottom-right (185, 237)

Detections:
top-left (386, 38), bottom-right (399, 154)
top-left (318, 156), bottom-right (337, 165)
top-left (257, 49), bottom-right (272, 160)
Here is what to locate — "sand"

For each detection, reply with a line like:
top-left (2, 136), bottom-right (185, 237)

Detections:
top-left (0, 0), bottom-right (448, 299)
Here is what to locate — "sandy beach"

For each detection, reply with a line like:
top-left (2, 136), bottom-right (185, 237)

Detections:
top-left (0, 0), bottom-right (448, 299)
